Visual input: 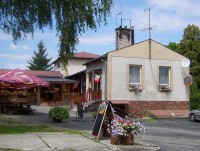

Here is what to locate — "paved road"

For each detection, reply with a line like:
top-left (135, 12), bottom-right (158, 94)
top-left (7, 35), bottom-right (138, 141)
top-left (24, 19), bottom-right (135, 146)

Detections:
top-left (3, 106), bottom-right (200, 151)
top-left (1, 106), bottom-right (160, 151)
top-left (142, 118), bottom-right (200, 151)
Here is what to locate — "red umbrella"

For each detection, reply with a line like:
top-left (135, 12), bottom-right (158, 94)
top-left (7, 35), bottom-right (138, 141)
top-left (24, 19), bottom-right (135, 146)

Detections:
top-left (0, 68), bottom-right (49, 88)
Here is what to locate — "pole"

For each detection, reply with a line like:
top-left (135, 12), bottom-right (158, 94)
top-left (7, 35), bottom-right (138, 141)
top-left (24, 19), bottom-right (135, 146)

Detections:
top-left (101, 56), bottom-right (107, 102)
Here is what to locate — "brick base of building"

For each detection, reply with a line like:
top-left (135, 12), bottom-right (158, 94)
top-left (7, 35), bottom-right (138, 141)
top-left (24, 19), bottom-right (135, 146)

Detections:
top-left (122, 101), bottom-right (189, 118)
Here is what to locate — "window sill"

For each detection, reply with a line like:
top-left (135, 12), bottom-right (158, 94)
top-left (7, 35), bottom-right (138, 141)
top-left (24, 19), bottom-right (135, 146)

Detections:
top-left (159, 89), bottom-right (171, 92)
top-left (129, 88), bottom-right (142, 92)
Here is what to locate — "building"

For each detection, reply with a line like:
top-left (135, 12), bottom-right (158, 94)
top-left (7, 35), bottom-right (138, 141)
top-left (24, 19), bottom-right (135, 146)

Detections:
top-left (53, 51), bottom-right (100, 76)
top-left (83, 26), bottom-right (190, 118)
top-left (0, 69), bottom-right (78, 105)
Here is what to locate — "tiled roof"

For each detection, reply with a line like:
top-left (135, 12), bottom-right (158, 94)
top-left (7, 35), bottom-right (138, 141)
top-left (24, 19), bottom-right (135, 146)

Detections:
top-left (0, 69), bottom-right (62, 78)
top-left (41, 77), bottom-right (79, 84)
top-left (52, 51), bottom-right (100, 63)
top-left (74, 51), bottom-right (100, 59)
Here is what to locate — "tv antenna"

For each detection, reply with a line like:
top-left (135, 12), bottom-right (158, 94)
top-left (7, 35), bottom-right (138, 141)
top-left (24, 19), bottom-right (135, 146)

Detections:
top-left (142, 4), bottom-right (157, 59)
top-left (116, 6), bottom-right (133, 28)
top-left (116, 3), bottom-right (122, 27)
top-left (116, 12), bottom-right (122, 27)
top-left (142, 4), bottom-right (157, 39)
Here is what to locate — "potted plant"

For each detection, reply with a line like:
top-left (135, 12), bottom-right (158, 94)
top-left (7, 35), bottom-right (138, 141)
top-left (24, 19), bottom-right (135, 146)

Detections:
top-left (108, 116), bottom-right (145, 145)
top-left (48, 106), bottom-right (69, 122)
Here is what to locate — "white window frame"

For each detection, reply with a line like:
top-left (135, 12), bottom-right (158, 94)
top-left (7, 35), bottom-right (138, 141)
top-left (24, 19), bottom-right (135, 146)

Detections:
top-left (159, 66), bottom-right (170, 85)
top-left (129, 65), bottom-right (142, 85)
top-left (159, 66), bottom-right (171, 91)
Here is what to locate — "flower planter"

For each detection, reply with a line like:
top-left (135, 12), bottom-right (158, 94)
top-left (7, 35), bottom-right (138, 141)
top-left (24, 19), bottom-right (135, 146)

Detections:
top-left (122, 133), bottom-right (134, 145)
top-left (110, 133), bottom-right (134, 145)
top-left (111, 135), bottom-right (122, 145)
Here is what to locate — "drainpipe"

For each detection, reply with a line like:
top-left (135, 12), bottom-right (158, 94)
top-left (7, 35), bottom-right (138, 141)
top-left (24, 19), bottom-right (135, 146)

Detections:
top-left (101, 55), bottom-right (107, 103)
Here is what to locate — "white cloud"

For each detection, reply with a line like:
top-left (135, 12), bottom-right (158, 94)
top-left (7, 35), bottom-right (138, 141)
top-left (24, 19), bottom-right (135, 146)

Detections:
top-left (0, 54), bottom-right (31, 69)
top-left (21, 45), bottom-right (30, 50)
top-left (9, 44), bottom-right (30, 50)
top-left (0, 33), bottom-right (12, 40)
top-left (9, 44), bottom-right (19, 49)
top-left (0, 54), bottom-right (31, 59)
top-left (121, 0), bottom-right (200, 34)
top-left (2, 63), bottom-right (28, 70)
top-left (79, 33), bottom-right (115, 45)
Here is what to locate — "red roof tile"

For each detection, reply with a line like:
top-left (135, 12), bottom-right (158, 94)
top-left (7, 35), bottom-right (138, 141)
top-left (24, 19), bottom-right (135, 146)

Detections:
top-left (74, 51), bottom-right (100, 59)
top-left (52, 51), bottom-right (100, 63)
top-left (0, 69), bottom-right (62, 78)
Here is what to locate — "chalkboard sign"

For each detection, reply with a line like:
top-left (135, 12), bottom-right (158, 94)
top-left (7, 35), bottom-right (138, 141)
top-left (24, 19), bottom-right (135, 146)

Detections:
top-left (92, 101), bottom-right (114, 139)
top-left (106, 102), bottom-right (114, 123)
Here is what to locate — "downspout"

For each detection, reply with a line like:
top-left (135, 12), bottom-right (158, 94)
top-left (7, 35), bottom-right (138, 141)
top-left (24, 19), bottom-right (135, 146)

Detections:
top-left (101, 55), bottom-right (107, 102)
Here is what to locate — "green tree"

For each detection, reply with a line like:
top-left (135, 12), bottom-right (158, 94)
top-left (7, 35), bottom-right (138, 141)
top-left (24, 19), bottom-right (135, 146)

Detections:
top-left (166, 42), bottom-right (179, 52)
top-left (27, 41), bottom-right (53, 71)
top-left (0, 0), bottom-right (113, 66)
top-left (190, 80), bottom-right (200, 110)
top-left (178, 25), bottom-right (200, 87)
top-left (168, 24), bottom-right (200, 88)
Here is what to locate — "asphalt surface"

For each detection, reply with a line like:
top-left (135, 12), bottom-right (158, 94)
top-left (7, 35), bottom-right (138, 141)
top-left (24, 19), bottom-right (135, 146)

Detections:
top-left (1, 105), bottom-right (200, 151)
top-left (0, 106), bottom-right (160, 151)
top-left (142, 118), bottom-right (200, 151)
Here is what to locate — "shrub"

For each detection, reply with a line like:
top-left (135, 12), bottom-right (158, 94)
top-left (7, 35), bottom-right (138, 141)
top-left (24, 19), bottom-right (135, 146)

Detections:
top-left (93, 111), bottom-right (97, 119)
top-left (190, 80), bottom-right (200, 110)
top-left (48, 106), bottom-right (69, 121)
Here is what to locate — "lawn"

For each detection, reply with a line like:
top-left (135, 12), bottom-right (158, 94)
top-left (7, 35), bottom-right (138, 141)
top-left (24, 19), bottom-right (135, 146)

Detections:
top-left (0, 115), bottom-right (85, 135)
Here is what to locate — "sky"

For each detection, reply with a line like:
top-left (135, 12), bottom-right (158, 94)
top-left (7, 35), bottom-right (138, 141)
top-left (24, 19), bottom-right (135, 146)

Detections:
top-left (1, 0), bottom-right (200, 70)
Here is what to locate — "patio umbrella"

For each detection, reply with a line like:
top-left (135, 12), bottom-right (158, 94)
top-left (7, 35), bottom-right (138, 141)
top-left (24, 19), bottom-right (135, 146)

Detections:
top-left (0, 68), bottom-right (49, 88)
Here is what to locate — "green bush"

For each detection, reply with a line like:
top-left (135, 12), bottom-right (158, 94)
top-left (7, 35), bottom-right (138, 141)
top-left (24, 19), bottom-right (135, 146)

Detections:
top-left (190, 80), bottom-right (200, 110)
top-left (93, 112), bottom-right (97, 119)
top-left (48, 106), bottom-right (69, 121)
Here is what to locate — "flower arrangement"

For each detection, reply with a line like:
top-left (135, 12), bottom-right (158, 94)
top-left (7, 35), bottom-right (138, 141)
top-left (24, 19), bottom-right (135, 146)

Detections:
top-left (107, 116), bottom-right (145, 136)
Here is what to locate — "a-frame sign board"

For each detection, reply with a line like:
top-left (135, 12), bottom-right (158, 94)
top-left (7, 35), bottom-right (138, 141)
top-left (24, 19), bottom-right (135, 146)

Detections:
top-left (92, 101), bottom-right (114, 140)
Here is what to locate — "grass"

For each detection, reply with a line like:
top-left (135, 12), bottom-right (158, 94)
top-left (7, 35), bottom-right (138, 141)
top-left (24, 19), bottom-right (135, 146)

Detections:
top-left (66, 130), bottom-right (86, 135)
top-left (0, 115), bottom-right (85, 135)
top-left (0, 148), bottom-right (20, 151)
top-left (144, 118), bottom-right (157, 123)
top-left (0, 125), bottom-right (65, 134)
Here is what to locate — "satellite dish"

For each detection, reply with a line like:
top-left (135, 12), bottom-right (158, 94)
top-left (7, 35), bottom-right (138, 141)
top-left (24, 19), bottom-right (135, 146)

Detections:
top-left (181, 58), bottom-right (190, 67)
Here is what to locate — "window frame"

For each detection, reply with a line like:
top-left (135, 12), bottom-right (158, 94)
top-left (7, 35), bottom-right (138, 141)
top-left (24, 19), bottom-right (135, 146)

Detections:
top-left (158, 66), bottom-right (172, 91)
top-left (159, 66), bottom-right (170, 85)
top-left (129, 65), bottom-right (142, 85)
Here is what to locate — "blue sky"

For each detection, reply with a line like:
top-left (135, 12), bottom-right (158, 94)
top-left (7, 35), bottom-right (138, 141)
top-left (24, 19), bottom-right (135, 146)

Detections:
top-left (1, 0), bottom-right (200, 70)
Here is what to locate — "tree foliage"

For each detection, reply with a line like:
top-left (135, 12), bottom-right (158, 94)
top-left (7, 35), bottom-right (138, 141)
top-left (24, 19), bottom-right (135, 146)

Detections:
top-left (190, 80), bottom-right (200, 110)
top-left (27, 41), bottom-right (53, 71)
top-left (0, 0), bottom-right (113, 66)
top-left (167, 24), bottom-right (200, 88)
top-left (166, 42), bottom-right (179, 51)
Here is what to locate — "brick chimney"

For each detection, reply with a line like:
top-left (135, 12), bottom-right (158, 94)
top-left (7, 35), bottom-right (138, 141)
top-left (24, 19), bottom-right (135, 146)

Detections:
top-left (115, 26), bottom-right (134, 50)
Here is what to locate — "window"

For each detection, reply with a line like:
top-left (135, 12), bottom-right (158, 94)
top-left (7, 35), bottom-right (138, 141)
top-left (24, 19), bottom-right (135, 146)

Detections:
top-left (159, 66), bottom-right (170, 85)
top-left (159, 66), bottom-right (171, 90)
top-left (57, 63), bottom-right (60, 68)
top-left (129, 65), bottom-right (141, 84)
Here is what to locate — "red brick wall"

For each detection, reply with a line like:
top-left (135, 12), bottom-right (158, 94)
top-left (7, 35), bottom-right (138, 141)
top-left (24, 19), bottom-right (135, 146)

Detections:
top-left (110, 101), bottom-right (189, 118)
top-left (128, 101), bottom-right (189, 111)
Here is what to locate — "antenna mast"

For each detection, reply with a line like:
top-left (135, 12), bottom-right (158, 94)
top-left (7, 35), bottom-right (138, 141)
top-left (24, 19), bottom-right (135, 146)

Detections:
top-left (142, 5), bottom-right (156, 59)
top-left (116, 3), bottom-right (122, 27)
top-left (143, 5), bottom-right (156, 39)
